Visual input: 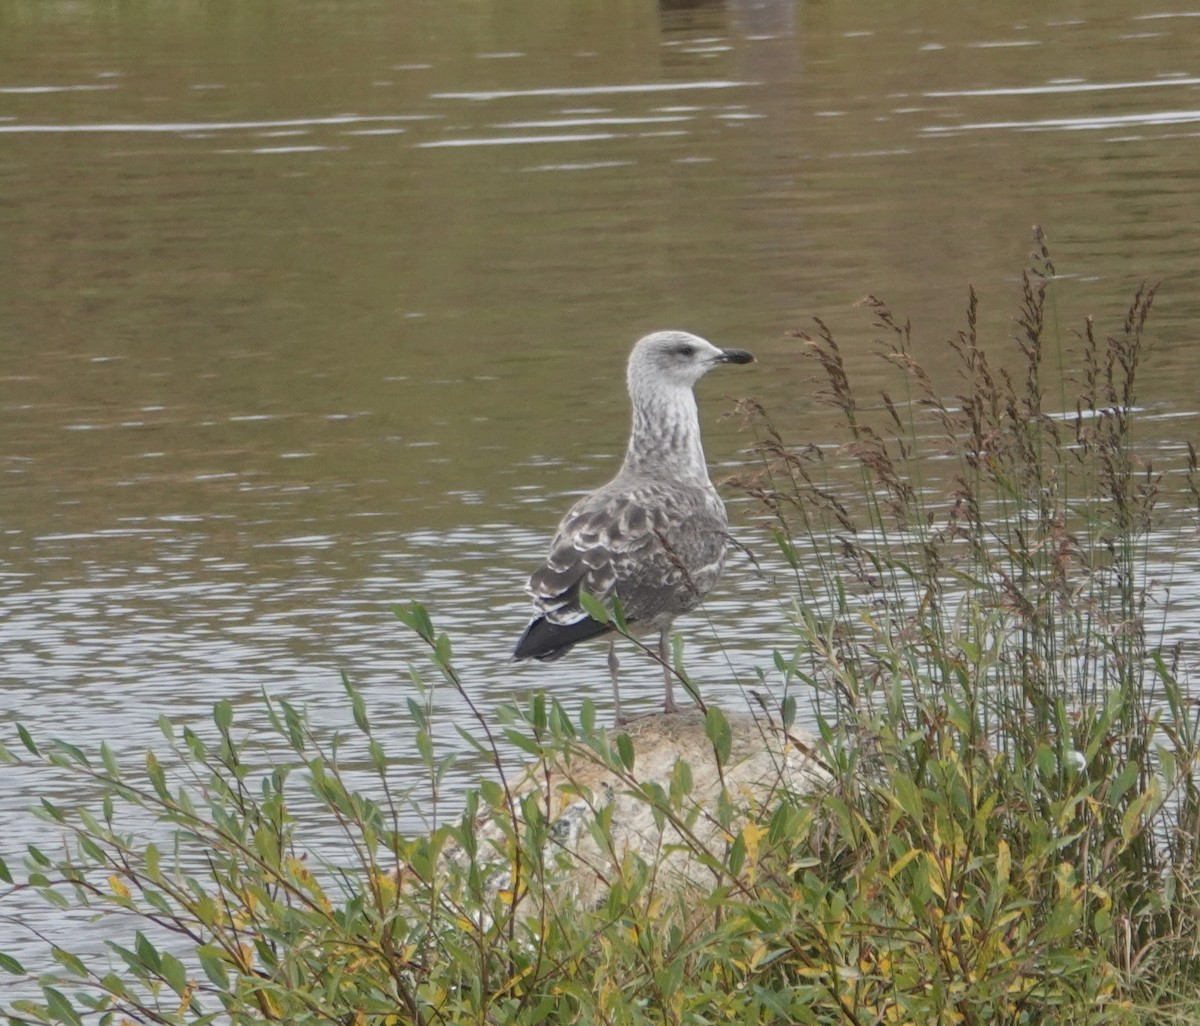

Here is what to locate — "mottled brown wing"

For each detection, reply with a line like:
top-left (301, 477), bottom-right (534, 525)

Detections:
top-left (526, 479), bottom-right (728, 627)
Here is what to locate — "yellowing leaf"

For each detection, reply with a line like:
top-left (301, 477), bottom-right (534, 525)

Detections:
top-left (888, 847), bottom-right (921, 879)
top-left (924, 851), bottom-right (946, 900)
top-left (741, 821), bottom-right (767, 864)
top-left (176, 981), bottom-right (195, 1016)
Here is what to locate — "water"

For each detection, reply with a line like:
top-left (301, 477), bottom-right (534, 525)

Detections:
top-left (3, 0), bottom-right (1200, 987)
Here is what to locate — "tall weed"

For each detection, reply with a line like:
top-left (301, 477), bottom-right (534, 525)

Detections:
top-left (730, 227), bottom-right (1200, 1013)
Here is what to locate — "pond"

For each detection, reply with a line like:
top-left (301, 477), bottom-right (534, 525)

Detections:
top-left (3, 0), bottom-right (1200, 974)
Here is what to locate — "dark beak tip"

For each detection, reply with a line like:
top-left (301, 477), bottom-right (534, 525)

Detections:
top-left (720, 348), bottom-right (755, 365)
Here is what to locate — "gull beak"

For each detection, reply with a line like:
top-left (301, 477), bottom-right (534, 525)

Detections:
top-left (716, 348), bottom-right (755, 365)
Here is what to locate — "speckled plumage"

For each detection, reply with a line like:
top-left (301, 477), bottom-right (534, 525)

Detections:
top-left (513, 330), bottom-right (753, 719)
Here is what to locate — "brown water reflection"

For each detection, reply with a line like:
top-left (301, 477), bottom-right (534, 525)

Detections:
top-left (3, 0), bottom-right (1200, 888)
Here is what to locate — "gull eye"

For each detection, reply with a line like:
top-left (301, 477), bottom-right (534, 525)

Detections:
top-left (675, 344), bottom-right (696, 358)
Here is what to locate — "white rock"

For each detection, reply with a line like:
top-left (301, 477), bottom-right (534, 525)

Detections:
top-left (445, 708), bottom-right (832, 911)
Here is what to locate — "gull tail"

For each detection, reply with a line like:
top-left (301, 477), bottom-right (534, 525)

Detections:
top-left (512, 615), bottom-right (612, 662)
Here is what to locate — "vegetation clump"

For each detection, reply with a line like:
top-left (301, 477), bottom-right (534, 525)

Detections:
top-left (2, 230), bottom-right (1198, 1024)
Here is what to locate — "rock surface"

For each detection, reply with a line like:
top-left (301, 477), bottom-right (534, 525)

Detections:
top-left (449, 707), bottom-right (833, 909)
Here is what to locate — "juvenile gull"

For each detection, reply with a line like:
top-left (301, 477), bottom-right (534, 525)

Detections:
top-left (512, 330), bottom-right (754, 720)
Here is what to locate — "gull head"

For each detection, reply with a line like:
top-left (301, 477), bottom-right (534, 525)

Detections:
top-left (627, 330), bottom-right (754, 393)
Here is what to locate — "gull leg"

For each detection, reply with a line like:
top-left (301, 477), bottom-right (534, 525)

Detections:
top-left (607, 640), bottom-right (625, 724)
top-left (659, 629), bottom-right (677, 713)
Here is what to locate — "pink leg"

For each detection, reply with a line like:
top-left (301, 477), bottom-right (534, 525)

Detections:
top-left (659, 630), bottom-right (676, 713)
top-left (607, 640), bottom-right (625, 723)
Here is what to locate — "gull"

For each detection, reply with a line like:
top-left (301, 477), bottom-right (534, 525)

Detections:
top-left (512, 330), bottom-right (754, 720)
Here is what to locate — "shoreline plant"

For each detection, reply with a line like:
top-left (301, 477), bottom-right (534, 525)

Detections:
top-left (2, 229), bottom-right (1199, 1024)
top-left (726, 228), bottom-right (1200, 1020)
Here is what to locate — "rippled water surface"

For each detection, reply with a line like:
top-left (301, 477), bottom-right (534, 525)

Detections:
top-left (4, 0), bottom-right (1200, 977)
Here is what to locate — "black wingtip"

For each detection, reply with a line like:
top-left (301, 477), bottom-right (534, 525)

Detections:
top-left (512, 615), bottom-right (612, 662)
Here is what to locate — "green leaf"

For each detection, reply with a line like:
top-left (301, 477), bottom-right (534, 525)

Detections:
top-left (504, 730), bottom-right (544, 759)
top-left (197, 946), bottom-right (229, 990)
top-left (39, 799), bottom-right (66, 823)
top-left (50, 946), bottom-right (87, 978)
top-left (160, 951), bottom-right (189, 995)
top-left (669, 758), bottom-right (693, 805)
top-left (347, 678), bottom-right (369, 733)
top-left (548, 698), bottom-right (574, 737)
top-left (144, 889), bottom-right (173, 917)
top-left (214, 699), bottom-right (233, 732)
top-left (478, 779), bottom-right (504, 808)
top-left (144, 843), bottom-right (161, 881)
top-left (0, 855), bottom-right (10, 883)
top-left (99, 972), bottom-right (132, 999)
top-left (145, 752), bottom-right (169, 800)
top-left (616, 732), bottom-right (635, 771)
top-left (38, 886), bottom-right (69, 909)
top-left (280, 700), bottom-right (306, 750)
top-left (42, 984), bottom-right (82, 1026)
top-left (1108, 760), bottom-right (1140, 807)
top-left (610, 593), bottom-right (628, 631)
top-left (773, 527), bottom-right (800, 568)
top-left (405, 697), bottom-right (428, 732)
top-left (1121, 787), bottom-right (1157, 848)
top-left (78, 835), bottom-right (106, 865)
top-left (435, 751), bottom-right (457, 787)
top-left (434, 633), bottom-right (452, 666)
top-left (393, 602), bottom-right (435, 642)
top-left (50, 739), bottom-right (90, 768)
top-left (728, 833), bottom-right (746, 876)
top-left (704, 707), bottom-right (732, 765)
top-left (781, 694), bottom-right (797, 729)
top-left (194, 896), bottom-right (218, 928)
top-left (715, 785), bottom-right (735, 830)
top-left (134, 931), bottom-right (162, 974)
top-left (891, 774), bottom-right (925, 824)
top-left (414, 730), bottom-right (433, 768)
top-left (580, 699), bottom-right (596, 735)
top-left (15, 723), bottom-right (38, 756)
top-left (577, 592), bottom-right (609, 625)
top-left (0, 951), bottom-right (25, 974)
